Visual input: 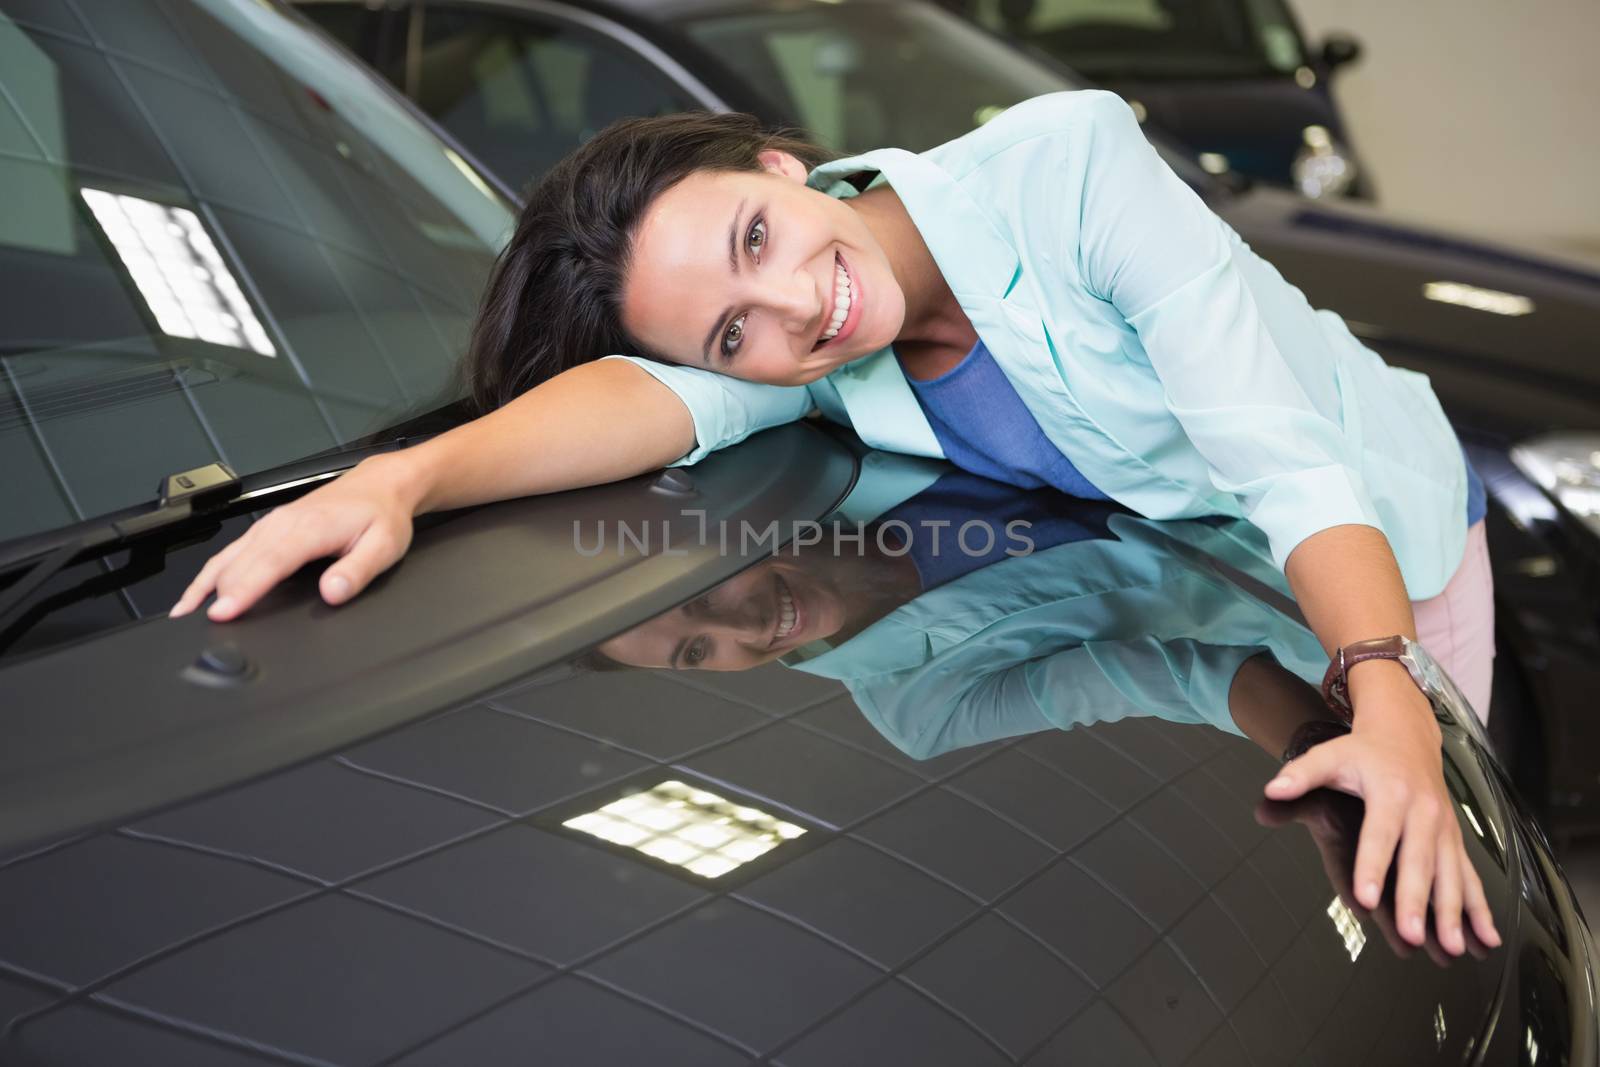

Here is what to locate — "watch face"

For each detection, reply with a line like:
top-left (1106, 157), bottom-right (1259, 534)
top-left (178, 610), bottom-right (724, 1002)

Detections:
top-left (1401, 637), bottom-right (1488, 740)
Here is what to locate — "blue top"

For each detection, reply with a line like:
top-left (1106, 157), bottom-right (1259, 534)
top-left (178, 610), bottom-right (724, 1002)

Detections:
top-left (877, 469), bottom-right (1114, 590)
top-left (908, 338), bottom-right (1488, 528)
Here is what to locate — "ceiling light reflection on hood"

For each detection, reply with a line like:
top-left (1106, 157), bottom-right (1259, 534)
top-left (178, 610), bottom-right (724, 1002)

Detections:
top-left (1327, 896), bottom-right (1366, 961)
top-left (564, 780), bottom-right (806, 879)
top-left (81, 188), bottom-right (275, 356)
top-left (1422, 280), bottom-right (1534, 317)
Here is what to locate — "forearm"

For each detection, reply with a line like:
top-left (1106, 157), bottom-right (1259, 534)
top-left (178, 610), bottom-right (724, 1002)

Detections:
top-left (384, 358), bottom-right (697, 515)
top-left (1282, 523), bottom-right (1432, 725)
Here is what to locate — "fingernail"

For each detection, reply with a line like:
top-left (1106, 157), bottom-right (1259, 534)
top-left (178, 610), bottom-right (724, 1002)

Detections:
top-left (1407, 915), bottom-right (1426, 941)
top-left (209, 596), bottom-right (235, 618)
top-left (168, 603), bottom-right (189, 618)
top-left (1362, 881), bottom-right (1380, 906)
top-left (1266, 776), bottom-right (1290, 791)
top-left (326, 575), bottom-right (350, 601)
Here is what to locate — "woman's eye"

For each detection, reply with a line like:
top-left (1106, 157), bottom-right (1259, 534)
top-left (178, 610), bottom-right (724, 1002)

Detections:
top-left (685, 638), bottom-right (708, 666)
top-left (747, 218), bottom-right (766, 258)
top-left (722, 314), bottom-right (746, 358)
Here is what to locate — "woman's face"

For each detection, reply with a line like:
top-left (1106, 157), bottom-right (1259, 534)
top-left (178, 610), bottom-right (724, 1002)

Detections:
top-left (620, 152), bottom-right (906, 386)
top-left (598, 558), bottom-right (847, 670)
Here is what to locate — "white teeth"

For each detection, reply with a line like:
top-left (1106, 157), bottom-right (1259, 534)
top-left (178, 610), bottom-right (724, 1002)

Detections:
top-left (820, 260), bottom-right (852, 344)
top-left (775, 582), bottom-right (796, 639)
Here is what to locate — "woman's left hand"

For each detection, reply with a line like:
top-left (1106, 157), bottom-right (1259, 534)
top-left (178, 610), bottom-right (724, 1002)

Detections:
top-left (1261, 670), bottom-right (1501, 956)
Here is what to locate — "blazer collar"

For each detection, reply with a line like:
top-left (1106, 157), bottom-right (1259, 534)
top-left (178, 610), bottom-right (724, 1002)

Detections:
top-left (808, 147), bottom-right (1020, 302)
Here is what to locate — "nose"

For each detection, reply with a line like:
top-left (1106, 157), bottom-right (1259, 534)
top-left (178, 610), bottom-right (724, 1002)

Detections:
top-left (688, 590), bottom-right (768, 643)
top-left (761, 265), bottom-right (821, 333)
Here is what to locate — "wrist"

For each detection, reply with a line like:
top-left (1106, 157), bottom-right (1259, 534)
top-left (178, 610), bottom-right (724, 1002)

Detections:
top-left (1345, 656), bottom-right (1416, 699)
top-left (362, 449), bottom-right (433, 516)
top-left (1348, 659), bottom-right (1440, 734)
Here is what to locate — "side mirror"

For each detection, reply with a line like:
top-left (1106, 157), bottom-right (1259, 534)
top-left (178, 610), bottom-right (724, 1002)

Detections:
top-left (1320, 33), bottom-right (1363, 70)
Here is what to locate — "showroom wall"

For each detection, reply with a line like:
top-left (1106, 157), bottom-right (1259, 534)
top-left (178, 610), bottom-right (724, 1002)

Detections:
top-left (1291, 0), bottom-right (1600, 260)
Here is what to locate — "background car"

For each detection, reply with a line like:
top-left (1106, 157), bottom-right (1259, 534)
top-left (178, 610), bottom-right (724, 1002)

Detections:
top-left (292, 0), bottom-right (1600, 842)
top-left (934, 0), bottom-right (1374, 199)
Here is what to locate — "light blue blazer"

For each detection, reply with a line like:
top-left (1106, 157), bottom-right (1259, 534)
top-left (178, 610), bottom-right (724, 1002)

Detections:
top-left (602, 89), bottom-right (1468, 599)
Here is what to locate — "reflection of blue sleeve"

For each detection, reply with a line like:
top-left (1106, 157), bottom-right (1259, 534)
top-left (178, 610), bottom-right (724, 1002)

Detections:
top-left (864, 638), bottom-right (1260, 760)
top-left (877, 471), bottom-right (1121, 590)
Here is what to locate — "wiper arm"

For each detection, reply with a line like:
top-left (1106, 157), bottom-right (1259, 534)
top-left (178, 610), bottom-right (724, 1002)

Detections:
top-left (0, 462), bottom-right (241, 628)
top-left (0, 432), bottom-right (433, 588)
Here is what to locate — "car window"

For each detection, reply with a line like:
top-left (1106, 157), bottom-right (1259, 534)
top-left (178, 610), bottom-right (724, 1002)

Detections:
top-left (296, 0), bottom-right (407, 85)
top-left (952, 0), bottom-right (1308, 80)
top-left (677, 2), bottom-right (1079, 153)
top-left (415, 6), bottom-right (696, 189)
top-left (0, 0), bottom-right (513, 544)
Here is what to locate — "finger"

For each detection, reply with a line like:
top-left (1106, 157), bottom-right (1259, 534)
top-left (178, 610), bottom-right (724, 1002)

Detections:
top-left (1264, 741), bottom-right (1351, 802)
top-left (1419, 931), bottom-right (1452, 969)
top-left (209, 520), bottom-right (354, 620)
top-left (1393, 797), bottom-right (1441, 946)
top-left (1461, 857), bottom-right (1502, 948)
top-left (1351, 784), bottom-right (1407, 911)
top-left (318, 522), bottom-right (407, 605)
top-left (1366, 898), bottom-right (1413, 959)
top-left (1431, 841), bottom-right (1466, 956)
top-left (170, 535), bottom-right (250, 616)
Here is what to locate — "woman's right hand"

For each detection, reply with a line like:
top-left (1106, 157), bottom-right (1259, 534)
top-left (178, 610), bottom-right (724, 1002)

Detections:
top-left (169, 453), bottom-right (423, 622)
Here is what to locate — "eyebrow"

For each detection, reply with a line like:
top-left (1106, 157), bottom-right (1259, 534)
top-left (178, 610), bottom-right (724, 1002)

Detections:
top-left (700, 198), bottom-right (748, 365)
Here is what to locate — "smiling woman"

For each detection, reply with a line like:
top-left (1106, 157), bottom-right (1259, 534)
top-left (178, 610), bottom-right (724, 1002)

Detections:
top-left (175, 88), bottom-right (1500, 964)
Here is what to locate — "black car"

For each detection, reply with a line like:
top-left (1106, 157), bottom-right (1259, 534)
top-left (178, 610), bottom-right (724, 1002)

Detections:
top-left (938, 0), bottom-right (1374, 199)
top-left (1, 2), bottom-right (1596, 1064)
top-left (292, 0), bottom-right (1600, 839)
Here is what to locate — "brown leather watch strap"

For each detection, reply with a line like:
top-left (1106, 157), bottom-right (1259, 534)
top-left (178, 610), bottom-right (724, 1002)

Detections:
top-left (1320, 635), bottom-right (1410, 719)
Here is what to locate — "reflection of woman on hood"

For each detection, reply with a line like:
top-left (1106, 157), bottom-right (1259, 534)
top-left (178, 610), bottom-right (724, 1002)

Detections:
top-left (785, 499), bottom-right (1330, 761)
top-left (600, 451), bottom-right (1328, 758)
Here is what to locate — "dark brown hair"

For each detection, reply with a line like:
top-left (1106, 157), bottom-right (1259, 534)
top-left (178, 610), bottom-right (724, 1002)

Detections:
top-left (462, 111), bottom-right (836, 414)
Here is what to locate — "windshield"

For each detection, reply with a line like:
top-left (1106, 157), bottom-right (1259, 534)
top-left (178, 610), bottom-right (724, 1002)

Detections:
top-left (952, 0), bottom-right (1308, 80)
top-left (0, 0), bottom-right (514, 544)
top-left (678, 2), bottom-right (1080, 153)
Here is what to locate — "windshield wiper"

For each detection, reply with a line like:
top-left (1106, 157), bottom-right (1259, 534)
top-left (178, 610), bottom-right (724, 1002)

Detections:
top-left (0, 432), bottom-right (437, 587)
top-left (0, 461), bottom-right (243, 631)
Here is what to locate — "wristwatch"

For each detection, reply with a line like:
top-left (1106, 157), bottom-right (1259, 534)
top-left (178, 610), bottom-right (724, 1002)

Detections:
top-left (1319, 635), bottom-right (1436, 720)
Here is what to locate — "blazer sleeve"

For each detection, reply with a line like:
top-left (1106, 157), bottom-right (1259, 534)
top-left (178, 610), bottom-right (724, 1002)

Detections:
top-left (869, 637), bottom-right (1256, 760)
top-left (599, 354), bottom-right (817, 467)
top-left (1066, 90), bottom-right (1385, 572)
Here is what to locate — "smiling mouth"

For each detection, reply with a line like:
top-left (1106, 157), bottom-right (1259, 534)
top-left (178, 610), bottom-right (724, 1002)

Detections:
top-left (813, 252), bottom-right (855, 351)
top-left (771, 572), bottom-right (801, 647)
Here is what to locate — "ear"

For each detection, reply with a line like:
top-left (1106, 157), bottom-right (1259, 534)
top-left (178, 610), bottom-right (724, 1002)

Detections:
top-left (757, 148), bottom-right (810, 184)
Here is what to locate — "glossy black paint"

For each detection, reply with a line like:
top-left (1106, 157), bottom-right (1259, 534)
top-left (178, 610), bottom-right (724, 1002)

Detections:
top-left (3, 437), bottom-right (1596, 1064)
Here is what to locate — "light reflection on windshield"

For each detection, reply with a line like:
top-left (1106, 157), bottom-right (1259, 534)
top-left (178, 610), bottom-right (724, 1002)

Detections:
top-left (0, 0), bottom-right (513, 543)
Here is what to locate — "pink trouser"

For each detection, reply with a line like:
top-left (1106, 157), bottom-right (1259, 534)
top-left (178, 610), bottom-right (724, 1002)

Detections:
top-left (1410, 519), bottom-right (1495, 724)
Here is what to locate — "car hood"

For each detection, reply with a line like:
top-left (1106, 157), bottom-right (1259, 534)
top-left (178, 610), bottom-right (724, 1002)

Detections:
top-left (1, 446), bottom-right (1592, 1065)
top-left (1217, 186), bottom-right (1600, 437)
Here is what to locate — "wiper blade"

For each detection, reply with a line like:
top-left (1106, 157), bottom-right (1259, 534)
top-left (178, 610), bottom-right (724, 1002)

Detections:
top-left (0, 461), bottom-right (240, 610)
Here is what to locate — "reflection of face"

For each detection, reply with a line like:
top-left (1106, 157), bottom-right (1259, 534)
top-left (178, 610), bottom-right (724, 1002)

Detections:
top-left (600, 558), bottom-right (848, 670)
top-left (620, 154), bottom-right (906, 387)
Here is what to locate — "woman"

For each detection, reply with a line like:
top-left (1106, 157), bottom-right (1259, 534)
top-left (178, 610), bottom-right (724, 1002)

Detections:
top-left (170, 90), bottom-right (1499, 954)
